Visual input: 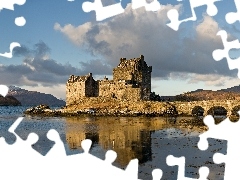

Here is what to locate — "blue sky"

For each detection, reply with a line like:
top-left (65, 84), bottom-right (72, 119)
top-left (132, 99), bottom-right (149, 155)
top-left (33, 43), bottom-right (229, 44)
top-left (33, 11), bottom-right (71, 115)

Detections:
top-left (1, 0), bottom-right (240, 99)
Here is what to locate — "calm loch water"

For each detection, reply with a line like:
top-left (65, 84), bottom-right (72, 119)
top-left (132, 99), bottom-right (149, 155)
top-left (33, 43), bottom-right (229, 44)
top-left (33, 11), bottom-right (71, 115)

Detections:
top-left (0, 106), bottom-right (226, 180)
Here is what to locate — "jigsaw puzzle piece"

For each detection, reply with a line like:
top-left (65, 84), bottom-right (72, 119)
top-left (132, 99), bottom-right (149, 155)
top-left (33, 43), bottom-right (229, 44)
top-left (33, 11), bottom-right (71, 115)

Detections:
top-left (82, 0), bottom-right (125, 21)
top-left (198, 114), bottom-right (240, 147)
top-left (0, 119), bottom-right (22, 145)
top-left (0, 119), bottom-right (141, 180)
top-left (132, 0), bottom-right (161, 11)
top-left (0, 0), bottom-right (26, 11)
top-left (0, 117), bottom-right (44, 179)
top-left (166, 155), bottom-right (209, 180)
top-left (212, 30), bottom-right (240, 78)
top-left (198, 114), bottom-right (240, 179)
top-left (63, 139), bottom-right (140, 180)
top-left (0, 120), bottom-right (76, 180)
top-left (0, 42), bottom-right (21, 58)
top-left (8, 118), bottom-right (41, 159)
top-left (14, 118), bottom-right (66, 155)
top-left (225, 0), bottom-right (240, 24)
top-left (0, 117), bottom-right (22, 153)
top-left (152, 169), bottom-right (163, 180)
top-left (0, 85), bottom-right (18, 144)
top-left (167, 0), bottom-right (220, 30)
top-left (46, 129), bottom-right (67, 157)
top-left (0, 85), bottom-right (9, 97)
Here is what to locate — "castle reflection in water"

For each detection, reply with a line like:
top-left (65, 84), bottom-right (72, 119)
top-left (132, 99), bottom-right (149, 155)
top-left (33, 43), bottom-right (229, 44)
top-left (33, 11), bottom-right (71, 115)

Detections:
top-left (65, 116), bottom-right (168, 166)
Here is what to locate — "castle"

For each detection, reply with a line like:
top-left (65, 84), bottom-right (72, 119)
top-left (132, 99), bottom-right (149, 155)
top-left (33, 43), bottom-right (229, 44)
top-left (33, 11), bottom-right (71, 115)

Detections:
top-left (66, 55), bottom-right (152, 106)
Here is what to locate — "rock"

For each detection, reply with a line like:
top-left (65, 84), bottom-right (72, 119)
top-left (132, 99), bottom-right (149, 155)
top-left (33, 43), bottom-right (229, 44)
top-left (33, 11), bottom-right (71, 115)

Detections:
top-left (25, 104), bottom-right (52, 115)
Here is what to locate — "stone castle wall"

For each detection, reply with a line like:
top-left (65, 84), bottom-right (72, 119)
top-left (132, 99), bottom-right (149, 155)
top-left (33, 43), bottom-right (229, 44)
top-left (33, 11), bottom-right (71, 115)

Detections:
top-left (66, 55), bottom-right (152, 106)
top-left (66, 79), bottom-right (85, 106)
top-left (66, 73), bottom-right (98, 105)
top-left (98, 80), bottom-right (141, 101)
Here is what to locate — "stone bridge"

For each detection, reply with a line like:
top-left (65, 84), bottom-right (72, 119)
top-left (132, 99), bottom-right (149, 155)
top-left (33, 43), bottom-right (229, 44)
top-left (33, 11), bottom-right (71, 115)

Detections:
top-left (168, 100), bottom-right (240, 116)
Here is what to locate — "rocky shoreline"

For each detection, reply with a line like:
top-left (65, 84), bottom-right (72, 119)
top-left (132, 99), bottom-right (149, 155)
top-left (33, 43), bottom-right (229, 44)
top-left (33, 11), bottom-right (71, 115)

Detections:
top-left (24, 103), bottom-right (179, 117)
top-left (25, 104), bottom-right (238, 133)
top-left (24, 103), bottom-right (237, 123)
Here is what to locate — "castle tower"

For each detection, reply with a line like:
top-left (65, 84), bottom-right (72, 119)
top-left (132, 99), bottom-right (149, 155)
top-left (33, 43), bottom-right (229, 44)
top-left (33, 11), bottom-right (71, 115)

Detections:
top-left (66, 73), bottom-right (98, 106)
top-left (113, 55), bottom-right (152, 100)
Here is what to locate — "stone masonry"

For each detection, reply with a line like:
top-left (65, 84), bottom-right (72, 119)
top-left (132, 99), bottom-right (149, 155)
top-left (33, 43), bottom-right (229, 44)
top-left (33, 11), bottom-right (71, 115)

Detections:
top-left (66, 55), bottom-right (152, 106)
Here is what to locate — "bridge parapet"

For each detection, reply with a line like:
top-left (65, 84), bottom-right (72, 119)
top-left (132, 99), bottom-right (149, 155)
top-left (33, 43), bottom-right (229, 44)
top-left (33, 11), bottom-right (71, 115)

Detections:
top-left (172, 100), bottom-right (240, 116)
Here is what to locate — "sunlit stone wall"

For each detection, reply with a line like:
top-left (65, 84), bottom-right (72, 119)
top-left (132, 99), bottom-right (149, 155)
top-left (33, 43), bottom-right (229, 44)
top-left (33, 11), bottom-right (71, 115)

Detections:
top-left (66, 55), bottom-right (152, 105)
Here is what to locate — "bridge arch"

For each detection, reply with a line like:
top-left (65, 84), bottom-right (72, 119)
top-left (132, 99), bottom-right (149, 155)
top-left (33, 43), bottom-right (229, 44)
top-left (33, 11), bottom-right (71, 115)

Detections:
top-left (174, 100), bottom-right (240, 116)
top-left (207, 106), bottom-right (227, 116)
top-left (191, 106), bottom-right (204, 116)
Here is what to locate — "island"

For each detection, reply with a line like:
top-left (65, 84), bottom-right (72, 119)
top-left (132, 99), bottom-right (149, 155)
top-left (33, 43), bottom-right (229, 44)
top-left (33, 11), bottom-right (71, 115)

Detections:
top-left (24, 55), bottom-right (240, 118)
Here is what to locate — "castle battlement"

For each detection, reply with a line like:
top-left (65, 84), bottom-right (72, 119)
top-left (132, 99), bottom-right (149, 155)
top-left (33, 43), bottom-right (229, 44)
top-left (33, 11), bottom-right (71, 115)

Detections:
top-left (66, 55), bottom-right (152, 106)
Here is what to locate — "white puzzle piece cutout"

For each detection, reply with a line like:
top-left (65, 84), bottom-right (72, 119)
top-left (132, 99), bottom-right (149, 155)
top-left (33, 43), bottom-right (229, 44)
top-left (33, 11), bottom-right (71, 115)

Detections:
top-left (0, 85), bottom-right (9, 97)
top-left (82, 0), bottom-right (125, 21)
top-left (225, 0), bottom-right (240, 24)
top-left (15, 16), bottom-right (26, 26)
top-left (152, 169), bottom-right (163, 180)
top-left (0, 42), bottom-right (21, 58)
top-left (212, 30), bottom-right (240, 78)
top-left (0, 0), bottom-right (26, 58)
top-left (131, 0), bottom-right (161, 12)
top-left (82, 0), bottom-right (161, 21)
top-left (167, 0), bottom-right (220, 31)
top-left (0, 0), bottom-right (26, 11)
top-left (1, 115), bottom-right (168, 180)
top-left (166, 155), bottom-right (209, 180)
top-left (198, 114), bottom-right (240, 179)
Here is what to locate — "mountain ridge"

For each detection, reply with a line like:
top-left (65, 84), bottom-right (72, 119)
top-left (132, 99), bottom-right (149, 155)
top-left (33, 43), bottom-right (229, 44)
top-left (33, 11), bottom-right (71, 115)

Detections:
top-left (8, 86), bottom-right (65, 106)
top-left (174, 85), bottom-right (240, 101)
top-left (0, 95), bottom-right (21, 106)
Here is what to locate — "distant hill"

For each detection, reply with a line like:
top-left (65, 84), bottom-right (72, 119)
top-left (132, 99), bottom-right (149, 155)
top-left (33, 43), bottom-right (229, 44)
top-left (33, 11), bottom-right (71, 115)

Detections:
top-left (151, 86), bottom-right (240, 102)
top-left (174, 88), bottom-right (240, 101)
top-left (8, 86), bottom-right (66, 106)
top-left (220, 85), bottom-right (240, 93)
top-left (0, 95), bottom-right (21, 106)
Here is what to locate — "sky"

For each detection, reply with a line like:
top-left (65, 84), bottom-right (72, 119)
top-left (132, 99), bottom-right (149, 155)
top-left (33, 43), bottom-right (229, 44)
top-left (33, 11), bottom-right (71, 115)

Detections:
top-left (1, 0), bottom-right (240, 100)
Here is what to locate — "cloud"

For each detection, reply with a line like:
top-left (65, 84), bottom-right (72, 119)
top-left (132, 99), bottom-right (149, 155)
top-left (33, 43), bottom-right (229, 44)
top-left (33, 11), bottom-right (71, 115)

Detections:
top-left (13, 41), bottom-right (50, 58)
top-left (188, 73), bottom-right (240, 87)
top-left (54, 4), bottom-right (236, 81)
top-left (79, 59), bottom-right (112, 75)
top-left (1, 41), bottom-right (110, 87)
top-left (195, 15), bottom-right (220, 40)
top-left (13, 45), bottom-right (30, 57)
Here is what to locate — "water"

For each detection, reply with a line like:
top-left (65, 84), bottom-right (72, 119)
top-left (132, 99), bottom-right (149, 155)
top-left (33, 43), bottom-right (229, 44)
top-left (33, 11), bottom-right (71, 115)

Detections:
top-left (0, 106), bottom-right (226, 180)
